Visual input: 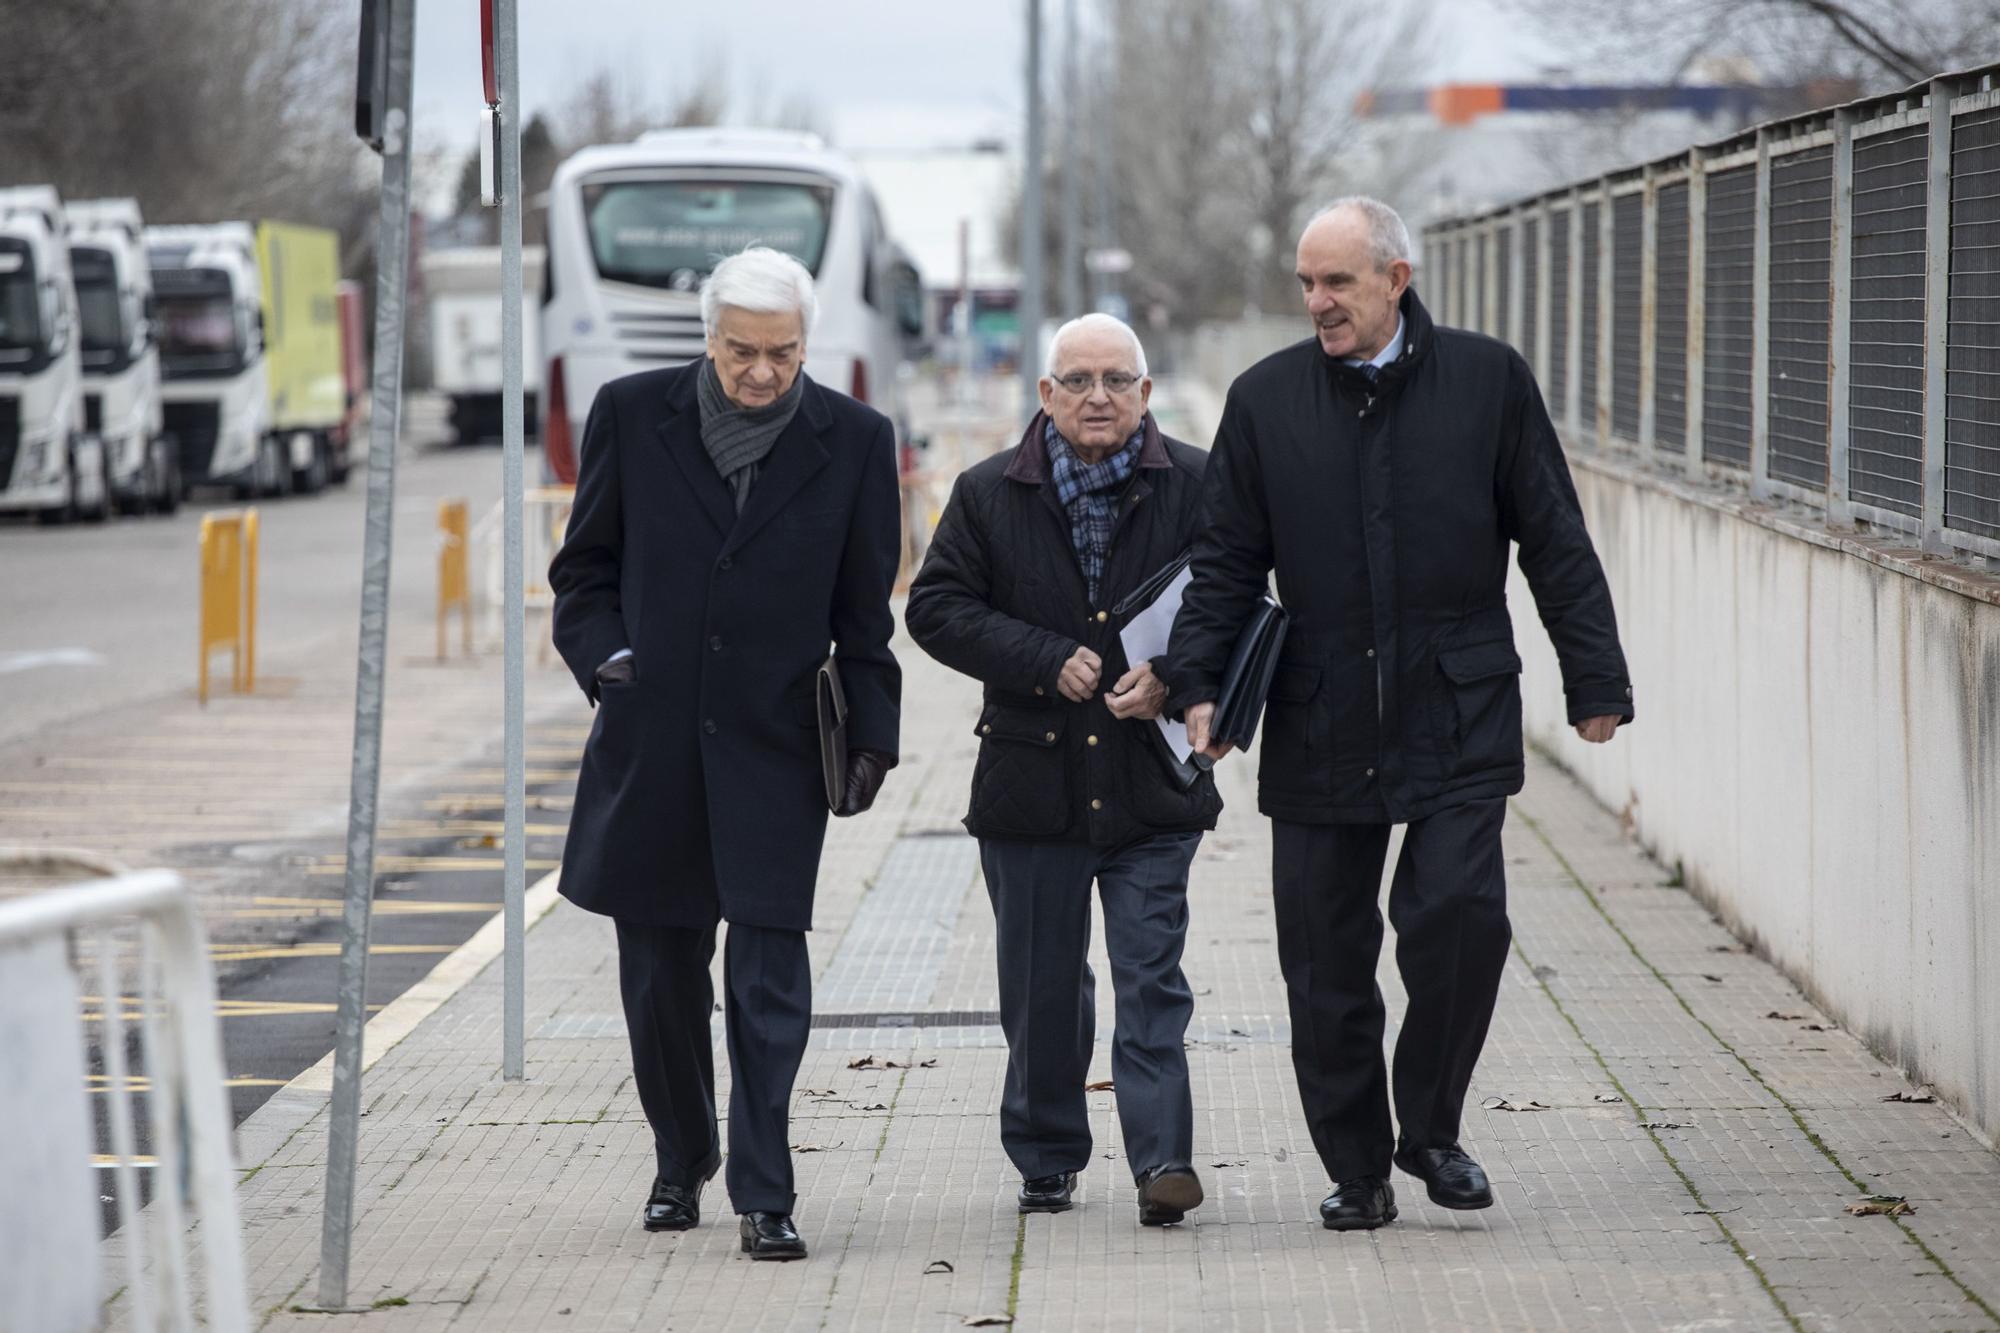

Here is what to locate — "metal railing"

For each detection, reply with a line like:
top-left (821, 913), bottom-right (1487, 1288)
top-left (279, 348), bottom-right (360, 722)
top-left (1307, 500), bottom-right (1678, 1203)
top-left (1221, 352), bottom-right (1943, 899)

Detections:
top-left (1423, 61), bottom-right (2000, 564)
top-left (0, 870), bottom-right (248, 1333)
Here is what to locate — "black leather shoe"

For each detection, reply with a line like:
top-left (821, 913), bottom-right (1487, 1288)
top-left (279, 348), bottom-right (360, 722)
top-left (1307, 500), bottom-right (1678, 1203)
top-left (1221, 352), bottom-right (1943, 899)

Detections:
top-left (641, 1153), bottom-right (719, 1232)
top-left (1319, 1176), bottom-right (1397, 1230)
top-left (1135, 1163), bottom-right (1204, 1226)
top-left (1018, 1171), bottom-right (1078, 1213)
top-left (1393, 1143), bottom-right (1494, 1210)
top-left (738, 1211), bottom-right (808, 1260)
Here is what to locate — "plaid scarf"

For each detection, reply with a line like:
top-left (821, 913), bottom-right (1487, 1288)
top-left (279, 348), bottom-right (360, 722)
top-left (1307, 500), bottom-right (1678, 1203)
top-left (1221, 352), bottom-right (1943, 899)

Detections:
top-left (1045, 417), bottom-right (1144, 604)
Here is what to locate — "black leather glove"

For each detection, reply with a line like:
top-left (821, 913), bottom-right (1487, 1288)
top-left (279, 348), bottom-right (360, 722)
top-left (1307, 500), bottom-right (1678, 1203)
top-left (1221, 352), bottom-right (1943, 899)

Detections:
top-left (593, 653), bottom-right (636, 701)
top-left (835, 748), bottom-right (892, 818)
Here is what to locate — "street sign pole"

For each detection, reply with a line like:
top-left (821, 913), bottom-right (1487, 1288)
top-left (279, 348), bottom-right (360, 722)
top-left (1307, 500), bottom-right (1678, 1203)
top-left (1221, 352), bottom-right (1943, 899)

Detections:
top-left (1020, 0), bottom-right (1045, 413)
top-left (317, 0), bottom-right (413, 1310)
top-left (493, 0), bottom-right (528, 1083)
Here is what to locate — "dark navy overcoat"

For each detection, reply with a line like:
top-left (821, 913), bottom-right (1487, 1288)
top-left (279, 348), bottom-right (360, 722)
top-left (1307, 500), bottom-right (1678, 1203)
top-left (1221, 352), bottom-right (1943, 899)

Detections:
top-left (549, 361), bottom-right (901, 930)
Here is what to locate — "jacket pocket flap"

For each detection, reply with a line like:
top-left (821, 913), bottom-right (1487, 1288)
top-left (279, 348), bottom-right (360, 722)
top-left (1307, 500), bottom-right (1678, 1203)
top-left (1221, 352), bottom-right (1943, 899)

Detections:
top-left (1437, 640), bottom-right (1523, 684)
top-left (1268, 663), bottom-right (1322, 703)
top-left (976, 705), bottom-right (1065, 747)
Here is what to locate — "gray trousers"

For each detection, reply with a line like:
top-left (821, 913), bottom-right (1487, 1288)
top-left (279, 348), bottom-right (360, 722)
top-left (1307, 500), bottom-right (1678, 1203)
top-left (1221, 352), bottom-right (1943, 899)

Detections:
top-left (979, 831), bottom-right (1203, 1182)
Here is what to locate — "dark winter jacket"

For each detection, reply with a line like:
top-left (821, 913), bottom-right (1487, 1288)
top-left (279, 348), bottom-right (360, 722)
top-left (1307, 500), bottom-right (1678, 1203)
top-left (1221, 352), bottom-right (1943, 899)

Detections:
top-left (550, 362), bottom-right (902, 930)
top-left (906, 412), bottom-right (1223, 845)
top-left (1166, 287), bottom-right (1633, 825)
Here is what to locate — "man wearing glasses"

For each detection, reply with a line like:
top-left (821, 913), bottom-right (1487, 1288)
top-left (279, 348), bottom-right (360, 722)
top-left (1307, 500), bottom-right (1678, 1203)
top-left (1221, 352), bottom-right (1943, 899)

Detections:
top-left (907, 314), bottom-right (1219, 1226)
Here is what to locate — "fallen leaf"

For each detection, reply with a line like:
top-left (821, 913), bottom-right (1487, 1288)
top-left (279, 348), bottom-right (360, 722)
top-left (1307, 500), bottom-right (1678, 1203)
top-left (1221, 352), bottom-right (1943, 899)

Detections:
top-left (1274, 1147), bottom-right (1288, 1162)
top-left (1228, 1027), bottom-right (1250, 1037)
top-left (1209, 1160), bottom-right (1248, 1168)
top-left (1085, 1080), bottom-right (1115, 1092)
top-left (1881, 1090), bottom-right (1936, 1104)
top-left (1710, 944), bottom-right (1748, 954)
top-left (884, 1058), bottom-right (939, 1070)
top-left (962, 1317), bottom-right (1013, 1328)
top-left (802, 1088), bottom-right (838, 1098)
top-left (791, 1142), bottom-right (843, 1153)
top-left (853, 1103), bottom-right (889, 1112)
top-left (1765, 1011), bottom-right (1808, 1021)
top-left (1800, 1023), bottom-right (1837, 1032)
top-left (1482, 1097), bottom-right (1549, 1112)
top-left (924, 1260), bottom-right (954, 1275)
top-left (847, 1055), bottom-right (881, 1070)
top-left (1700, 974), bottom-right (1724, 983)
top-left (1845, 1195), bottom-right (1914, 1218)
top-left (1532, 964), bottom-right (1559, 981)
top-left (1639, 1120), bottom-right (1690, 1130)
top-left (1594, 1094), bottom-right (1623, 1104)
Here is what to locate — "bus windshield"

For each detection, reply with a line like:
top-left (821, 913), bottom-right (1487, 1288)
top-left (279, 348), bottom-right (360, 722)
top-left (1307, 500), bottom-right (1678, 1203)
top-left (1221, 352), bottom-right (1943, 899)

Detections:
top-left (581, 177), bottom-right (834, 291)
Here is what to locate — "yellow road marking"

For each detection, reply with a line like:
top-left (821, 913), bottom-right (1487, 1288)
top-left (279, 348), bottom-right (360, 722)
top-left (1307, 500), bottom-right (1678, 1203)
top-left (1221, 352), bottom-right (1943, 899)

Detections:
top-left (231, 896), bottom-right (503, 916)
top-left (209, 943), bottom-right (456, 962)
top-left (301, 856), bottom-right (559, 874)
top-left (90, 1076), bottom-right (288, 1092)
top-left (380, 820), bottom-right (571, 837)
top-left (81, 999), bottom-right (387, 1021)
top-left (94, 1155), bottom-right (158, 1167)
top-left (422, 794), bottom-right (573, 811)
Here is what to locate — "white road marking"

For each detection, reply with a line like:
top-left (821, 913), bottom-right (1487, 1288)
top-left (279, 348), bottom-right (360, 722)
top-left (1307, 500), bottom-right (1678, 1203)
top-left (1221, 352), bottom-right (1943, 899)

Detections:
top-left (0, 648), bottom-right (107, 675)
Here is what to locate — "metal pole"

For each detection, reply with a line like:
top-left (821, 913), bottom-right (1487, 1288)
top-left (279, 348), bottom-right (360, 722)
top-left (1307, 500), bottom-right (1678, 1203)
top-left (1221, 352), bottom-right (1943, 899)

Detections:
top-left (318, 0), bottom-right (413, 1309)
top-left (497, 0), bottom-right (527, 1081)
top-left (1058, 0), bottom-right (1082, 321)
top-left (1020, 0), bottom-right (1044, 413)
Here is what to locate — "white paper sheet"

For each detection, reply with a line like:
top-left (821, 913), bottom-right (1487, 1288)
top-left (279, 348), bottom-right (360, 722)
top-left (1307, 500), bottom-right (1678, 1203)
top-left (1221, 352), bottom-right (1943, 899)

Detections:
top-left (1117, 564), bottom-right (1196, 763)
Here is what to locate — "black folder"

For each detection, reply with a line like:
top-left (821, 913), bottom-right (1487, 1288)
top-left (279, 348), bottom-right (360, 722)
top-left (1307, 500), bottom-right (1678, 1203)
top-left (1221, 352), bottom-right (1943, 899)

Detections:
top-left (1211, 596), bottom-right (1289, 750)
top-left (816, 655), bottom-right (848, 812)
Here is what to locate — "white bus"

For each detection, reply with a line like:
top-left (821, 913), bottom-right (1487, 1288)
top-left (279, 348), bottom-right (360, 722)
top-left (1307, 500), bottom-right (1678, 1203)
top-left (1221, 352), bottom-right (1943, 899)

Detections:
top-left (538, 127), bottom-right (924, 484)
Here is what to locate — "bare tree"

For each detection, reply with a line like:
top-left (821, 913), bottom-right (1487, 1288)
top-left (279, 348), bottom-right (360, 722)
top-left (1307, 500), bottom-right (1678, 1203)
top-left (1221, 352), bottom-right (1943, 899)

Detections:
top-left (1500, 0), bottom-right (2000, 92)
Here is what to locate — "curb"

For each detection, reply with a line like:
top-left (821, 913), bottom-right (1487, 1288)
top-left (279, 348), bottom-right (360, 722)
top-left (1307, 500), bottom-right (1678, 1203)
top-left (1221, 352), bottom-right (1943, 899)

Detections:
top-left (285, 869), bottom-right (564, 1094)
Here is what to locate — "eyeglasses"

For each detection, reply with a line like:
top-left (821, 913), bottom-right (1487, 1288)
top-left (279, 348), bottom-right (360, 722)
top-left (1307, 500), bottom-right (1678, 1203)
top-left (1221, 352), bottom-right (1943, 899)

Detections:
top-left (1051, 370), bottom-right (1143, 396)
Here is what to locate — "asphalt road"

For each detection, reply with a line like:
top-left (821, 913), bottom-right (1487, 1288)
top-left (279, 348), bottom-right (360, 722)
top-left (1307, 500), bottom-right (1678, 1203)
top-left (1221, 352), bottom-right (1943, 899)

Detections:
top-left (0, 398), bottom-right (501, 748)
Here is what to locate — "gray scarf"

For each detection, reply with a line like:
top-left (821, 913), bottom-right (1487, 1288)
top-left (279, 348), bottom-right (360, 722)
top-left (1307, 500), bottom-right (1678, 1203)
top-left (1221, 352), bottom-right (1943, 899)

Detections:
top-left (696, 357), bottom-right (805, 512)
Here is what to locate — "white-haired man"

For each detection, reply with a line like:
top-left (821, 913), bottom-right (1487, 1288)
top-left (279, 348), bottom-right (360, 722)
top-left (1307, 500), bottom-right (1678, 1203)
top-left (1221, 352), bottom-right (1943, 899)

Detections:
top-left (907, 313), bottom-right (1220, 1226)
top-left (551, 245), bottom-right (903, 1261)
top-left (1169, 198), bottom-right (1633, 1230)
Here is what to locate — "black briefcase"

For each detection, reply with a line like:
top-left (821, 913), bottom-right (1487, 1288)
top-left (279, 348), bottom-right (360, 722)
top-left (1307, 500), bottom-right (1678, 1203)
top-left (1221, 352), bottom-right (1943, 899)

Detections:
top-left (1211, 597), bottom-right (1289, 750)
top-left (816, 655), bottom-right (848, 812)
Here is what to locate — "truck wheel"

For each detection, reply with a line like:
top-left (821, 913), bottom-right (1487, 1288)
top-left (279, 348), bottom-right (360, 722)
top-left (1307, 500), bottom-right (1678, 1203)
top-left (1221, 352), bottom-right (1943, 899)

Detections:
top-left (81, 440), bottom-right (113, 523)
top-left (256, 436), bottom-right (290, 498)
top-left (291, 434), bottom-right (329, 495)
top-left (36, 440), bottom-right (82, 525)
top-left (151, 437), bottom-right (182, 516)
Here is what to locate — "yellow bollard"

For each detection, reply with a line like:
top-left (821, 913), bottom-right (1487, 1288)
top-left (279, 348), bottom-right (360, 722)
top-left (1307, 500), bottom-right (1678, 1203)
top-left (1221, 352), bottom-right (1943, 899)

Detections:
top-left (437, 498), bottom-right (471, 661)
top-left (198, 508), bottom-right (259, 704)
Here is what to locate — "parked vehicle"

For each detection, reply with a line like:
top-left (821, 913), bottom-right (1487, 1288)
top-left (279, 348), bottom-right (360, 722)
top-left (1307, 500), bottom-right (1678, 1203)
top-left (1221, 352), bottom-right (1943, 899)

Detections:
top-left (421, 245), bottom-right (543, 444)
top-left (0, 185), bottom-right (109, 523)
top-left (334, 279), bottom-right (366, 479)
top-left (69, 198), bottom-right (176, 514)
top-left (145, 221), bottom-right (346, 498)
top-left (539, 127), bottom-right (925, 483)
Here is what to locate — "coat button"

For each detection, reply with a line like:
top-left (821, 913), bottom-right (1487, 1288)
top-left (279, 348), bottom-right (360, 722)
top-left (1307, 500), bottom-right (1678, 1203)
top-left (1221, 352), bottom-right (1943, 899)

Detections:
top-left (709, 636), bottom-right (723, 652)
top-left (1034, 686), bottom-right (1045, 696)
top-left (1086, 734), bottom-right (1098, 746)
top-left (704, 719), bottom-right (718, 735)
top-left (1095, 611), bottom-right (1108, 623)
top-left (982, 724), bottom-right (992, 735)
top-left (1045, 731), bottom-right (1056, 742)
top-left (1365, 767), bottom-right (1375, 777)
top-left (1090, 798), bottom-right (1103, 811)
top-left (718, 556), bottom-right (733, 571)
top-left (1366, 648), bottom-right (1376, 658)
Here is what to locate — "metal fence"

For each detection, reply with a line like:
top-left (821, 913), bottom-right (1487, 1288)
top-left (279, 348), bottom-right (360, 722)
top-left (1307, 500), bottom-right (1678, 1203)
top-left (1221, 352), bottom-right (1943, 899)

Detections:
top-left (1423, 63), bottom-right (2000, 564)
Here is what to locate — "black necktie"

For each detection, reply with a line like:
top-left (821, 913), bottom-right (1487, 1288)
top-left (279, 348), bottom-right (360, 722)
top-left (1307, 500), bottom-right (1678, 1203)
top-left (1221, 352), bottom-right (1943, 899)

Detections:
top-left (1358, 362), bottom-right (1380, 385)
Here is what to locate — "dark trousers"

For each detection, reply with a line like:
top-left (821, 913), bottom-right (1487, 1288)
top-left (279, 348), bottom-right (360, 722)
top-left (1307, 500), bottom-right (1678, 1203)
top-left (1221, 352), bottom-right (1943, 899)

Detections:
top-left (979, 832), bottom-right (1202, 1182)
top-left (614, 918), bottom-right (811, 1215)
top-left (1272, 798), bottom-right (1511, 1182)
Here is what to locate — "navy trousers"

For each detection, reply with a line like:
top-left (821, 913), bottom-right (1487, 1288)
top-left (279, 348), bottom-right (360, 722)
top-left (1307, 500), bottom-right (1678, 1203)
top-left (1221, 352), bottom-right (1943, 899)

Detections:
top-left (1272, 797), bottom-right (1512, 1182)
top-left (979, 831), bottom-right (1203, 1182)
top-left (614, 918), bottom-right (810, 1215)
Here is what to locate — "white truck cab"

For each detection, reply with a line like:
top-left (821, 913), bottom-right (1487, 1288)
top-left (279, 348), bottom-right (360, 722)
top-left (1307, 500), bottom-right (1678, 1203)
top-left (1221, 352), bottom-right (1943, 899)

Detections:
top-left (69, 198), bottom-right (176, 514)
top-left (0, 186), bottom-right (108, 523)
top-left (145, 223), bottom-right (276, 495)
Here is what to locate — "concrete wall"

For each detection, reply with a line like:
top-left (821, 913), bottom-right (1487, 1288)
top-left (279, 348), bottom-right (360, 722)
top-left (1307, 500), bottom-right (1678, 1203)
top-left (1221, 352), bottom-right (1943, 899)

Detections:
top-left (1513, 452), bottom-right (2000, 1140)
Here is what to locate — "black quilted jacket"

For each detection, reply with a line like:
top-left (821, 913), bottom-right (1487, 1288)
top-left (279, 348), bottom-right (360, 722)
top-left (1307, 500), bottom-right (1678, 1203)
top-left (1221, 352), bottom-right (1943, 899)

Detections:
top-left (906, 412), bottom-right (1223, 845)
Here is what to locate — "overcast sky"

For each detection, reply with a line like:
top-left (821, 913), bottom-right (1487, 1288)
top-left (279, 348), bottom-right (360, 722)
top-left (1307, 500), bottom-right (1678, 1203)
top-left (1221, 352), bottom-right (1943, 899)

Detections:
top-left (411, 0), bottom-right (1563, 162)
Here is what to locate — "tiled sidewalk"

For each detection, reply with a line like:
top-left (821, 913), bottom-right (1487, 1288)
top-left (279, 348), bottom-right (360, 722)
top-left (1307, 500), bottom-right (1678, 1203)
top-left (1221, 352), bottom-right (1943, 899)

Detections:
top-left (111, 629), bottom-right (2000, 1331)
